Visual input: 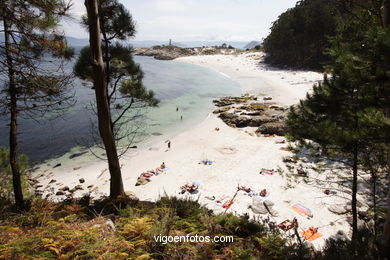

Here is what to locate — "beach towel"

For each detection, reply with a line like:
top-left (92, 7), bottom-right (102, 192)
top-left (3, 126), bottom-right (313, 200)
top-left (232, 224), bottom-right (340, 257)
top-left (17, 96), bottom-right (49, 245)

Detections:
top-left (292, 204), bottom-right (313, 217)
top-left (192, 180), bottom-right (202, 187)
top-left (301, 227), bottom-right (323, 241)
top-left (222, 200), bottom-right (234, 209)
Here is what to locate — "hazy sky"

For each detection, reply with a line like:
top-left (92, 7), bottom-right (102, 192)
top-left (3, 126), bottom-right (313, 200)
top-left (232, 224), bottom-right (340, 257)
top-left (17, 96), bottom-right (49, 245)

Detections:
top-left (61, 0), bottom-right (298, 41)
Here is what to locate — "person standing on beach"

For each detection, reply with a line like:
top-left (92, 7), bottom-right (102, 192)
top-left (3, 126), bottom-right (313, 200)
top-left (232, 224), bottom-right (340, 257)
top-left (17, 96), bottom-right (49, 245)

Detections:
top-left (168, 140), bottom-right (171, 149)
top-left (176, 107), bottom-right (179, 112)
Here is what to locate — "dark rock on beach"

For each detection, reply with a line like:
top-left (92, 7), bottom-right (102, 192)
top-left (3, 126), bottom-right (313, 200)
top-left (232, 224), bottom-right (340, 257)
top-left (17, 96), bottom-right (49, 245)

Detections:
top-left (213, 95), bottom-right (288, 135)
top-left (255, 122), bottom-right (287, 136)
top-left (69, 151), bottom-right (88, 159)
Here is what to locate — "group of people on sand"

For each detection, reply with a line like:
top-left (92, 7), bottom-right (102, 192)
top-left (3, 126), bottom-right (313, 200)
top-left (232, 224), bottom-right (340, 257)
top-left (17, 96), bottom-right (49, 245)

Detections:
top-left (180, 180), bottom-right (201, 194)
top-left (135, 162), bottom-right (166, 186)
top-left (238, 186), bottom-right (269, 197)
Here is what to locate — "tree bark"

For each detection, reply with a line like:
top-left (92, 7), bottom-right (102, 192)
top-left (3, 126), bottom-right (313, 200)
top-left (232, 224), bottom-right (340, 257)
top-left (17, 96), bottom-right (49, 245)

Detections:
top-left (3, 12), bottom-right (24, 210)
top-left (85, 0), bottom-right (125, 199)
top-left (382, 0), bottom-right (390, 257)
top-left (352, 143), bottom-right (358, 240)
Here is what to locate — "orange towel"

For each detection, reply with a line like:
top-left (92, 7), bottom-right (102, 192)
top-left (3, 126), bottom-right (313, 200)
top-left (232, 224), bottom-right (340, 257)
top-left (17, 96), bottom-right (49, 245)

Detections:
top-left (301, 227), bottom-right (323, 241)
top-left (222, 200), bottom-right (234, 209)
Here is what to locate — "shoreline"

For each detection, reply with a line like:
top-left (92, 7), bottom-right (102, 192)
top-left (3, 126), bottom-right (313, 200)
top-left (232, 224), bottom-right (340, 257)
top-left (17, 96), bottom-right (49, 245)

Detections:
top-left (30, 53), bottom-right (354, 249)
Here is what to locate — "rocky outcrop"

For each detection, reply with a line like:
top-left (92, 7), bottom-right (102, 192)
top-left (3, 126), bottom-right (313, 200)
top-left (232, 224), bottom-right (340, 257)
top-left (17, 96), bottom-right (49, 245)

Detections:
top-left (135, 45), bottom-right (196, 60)
top-left (255, 122), bottom-right (287, 136)
top-left (213, 95), bottom-right (288, 135)
top-left (134, 45), bottom-right (243, 60)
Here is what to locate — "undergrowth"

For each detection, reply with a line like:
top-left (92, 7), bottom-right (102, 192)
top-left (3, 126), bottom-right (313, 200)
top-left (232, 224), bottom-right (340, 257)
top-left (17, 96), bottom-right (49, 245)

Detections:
top-left (0, 195), bottom-right (381, 259)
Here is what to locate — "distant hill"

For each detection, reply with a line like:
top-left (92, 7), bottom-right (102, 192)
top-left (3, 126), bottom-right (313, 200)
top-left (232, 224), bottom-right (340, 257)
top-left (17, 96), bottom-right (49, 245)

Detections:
top-left (2, 34), bottom-right (249, 50)
top-left (244, 41), bottom-right (261, 49)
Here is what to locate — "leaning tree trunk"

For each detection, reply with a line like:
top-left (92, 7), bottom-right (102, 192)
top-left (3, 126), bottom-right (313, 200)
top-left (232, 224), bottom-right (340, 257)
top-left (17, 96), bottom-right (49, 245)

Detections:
top-left (85, 0), bottom-right (125, 199)
top-left (3, 13), bottom-right (24, 210)
top-left (382, 0), bottom-right (390, 257)
top-left (352, 143), bottom-right (358, 240)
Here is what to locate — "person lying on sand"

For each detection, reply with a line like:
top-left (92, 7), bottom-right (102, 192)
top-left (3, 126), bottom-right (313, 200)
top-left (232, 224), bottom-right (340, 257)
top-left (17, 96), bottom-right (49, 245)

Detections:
top-left (238, 186), bottom-right (251, 193)
top-left (278, 219), bottom-right (293, 231)
top-left (199, 160), bottom-right (213, 165)
top-left (259, 189), bottom-right (268, 197)
top-left (180, 184), bottom-right (198, 194)
top-left (135, 176), bottom-right (150, 186)
top-left (260, 168), bottom-right (275, 175)
top-left (324, 189), bottom-right (337, 195)
top-left (141, 172), bottom-right (154, 178)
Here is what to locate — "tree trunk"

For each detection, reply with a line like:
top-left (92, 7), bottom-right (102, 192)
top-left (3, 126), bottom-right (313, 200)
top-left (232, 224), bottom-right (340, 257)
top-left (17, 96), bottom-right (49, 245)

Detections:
top-left (352, 143), bottom-right (358, 240)
top-left (3, 12), bottom-right (24, 210)
top-left (382, 0), bottom-right (390, 257)
top-left (85, 0), bottom-right (125, 199)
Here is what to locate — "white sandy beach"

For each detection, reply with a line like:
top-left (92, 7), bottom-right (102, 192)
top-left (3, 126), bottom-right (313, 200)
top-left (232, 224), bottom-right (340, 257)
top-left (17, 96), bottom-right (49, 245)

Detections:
top-left (31, 52), bottom-right (356, 249)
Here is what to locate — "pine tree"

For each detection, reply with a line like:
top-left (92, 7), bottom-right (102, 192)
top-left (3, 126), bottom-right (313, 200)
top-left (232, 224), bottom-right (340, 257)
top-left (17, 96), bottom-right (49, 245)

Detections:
top-left (0, 0), bottom-right (74, 210)
top-left (81, 0), bottom-right (158, 199)
top-left (287, 16), bottom-right (390, 240)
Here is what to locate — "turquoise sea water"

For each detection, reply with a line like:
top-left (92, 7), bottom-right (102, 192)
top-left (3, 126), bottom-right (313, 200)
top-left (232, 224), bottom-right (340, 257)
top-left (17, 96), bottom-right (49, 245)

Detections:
top-left (0, 56), bottom-right (240, 163)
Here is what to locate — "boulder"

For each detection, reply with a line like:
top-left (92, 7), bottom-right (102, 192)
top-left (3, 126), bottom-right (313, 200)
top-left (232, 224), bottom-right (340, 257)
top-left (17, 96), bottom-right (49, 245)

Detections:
top-left (213, 107), bottom-right (230, 114)
top-left (256, 122), bottom-right (287, 136)
top-left (53, 163), bottom-right (61, 168)
top-left (56, 190), bottom-right (65, 196)
top-left (328, 205), bottom-right (350, 215)
top-left (74, 185), bottom-right (83, 190)
top-left (59, 186), bottom-right (70, 192)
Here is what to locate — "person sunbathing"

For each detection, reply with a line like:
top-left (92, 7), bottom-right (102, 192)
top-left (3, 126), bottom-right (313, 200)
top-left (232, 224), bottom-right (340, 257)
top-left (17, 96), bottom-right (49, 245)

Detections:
top-left (238, 186), bottom-right (251, 193)
top-left (259, 189), bottom-right (268, 197)
top-left (155, 167), bottom-right (164, 174)
top-left (160, 162), bottom-right (166, 169)
top-left (260, 168), bottom-right (275, 175)
top-left (141, 172), bottom-right (153, 178)
top-left (278, 219), bottom-right (293, 231)
top-left (324, 189), bottom-right (337, 195)
top-left (180, 184), bottom-right (198, 194)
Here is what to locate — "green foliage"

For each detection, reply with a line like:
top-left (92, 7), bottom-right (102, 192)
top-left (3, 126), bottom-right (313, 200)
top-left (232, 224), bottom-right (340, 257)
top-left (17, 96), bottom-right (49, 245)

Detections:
top-left (287, 17), bottom-right (390, 157)
top-left (82, 0), bottom-right (136, 41)
top-left (0, 147), bottom-right (29, 201)
top-left (263, 0), bottom-right (339, 69)
top-left (1, 196), bottom-right (382, 259)
top-left (76, 0), bottom-right (158, 156)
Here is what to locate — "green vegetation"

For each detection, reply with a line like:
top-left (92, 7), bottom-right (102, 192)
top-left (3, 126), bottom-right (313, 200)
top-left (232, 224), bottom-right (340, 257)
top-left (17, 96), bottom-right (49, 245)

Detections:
top-left (0, 0), bottom-right (74, 210)
top-left (0, 147), bottom-right (29, 202)
top-left (286, 0), bottom-right (390, 255)
top-left (0, 196), bottom-right (383, 259)
top-left (263, 0), bottom-right (338, 69)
